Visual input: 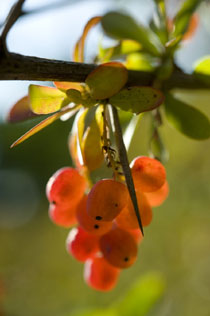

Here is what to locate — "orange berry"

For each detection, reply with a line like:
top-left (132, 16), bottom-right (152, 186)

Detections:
top-left (87, 179), bottom-right (129, 221)
top-left (131, 156), bottom-right (166, 192)
top-left (116, 190), bottom-right (153, 229)
top-left (99, 227), bottom-right (138, 269)
top-left (48, 203), bottom-right (77, 228)
top-left (84, 256), bottom-right (120, 291)
top-left (46, 167), bottom-right (86, 206)
top-left (66, 226), bottom-right (99, 262)
top-left (76, 195), bottom-right (113, 235)
top-left (144, 181), bottom-right (169, 207)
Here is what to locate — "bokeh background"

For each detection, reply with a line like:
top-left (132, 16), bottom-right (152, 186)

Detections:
top-left (0, 0), bottom-right (210, 315)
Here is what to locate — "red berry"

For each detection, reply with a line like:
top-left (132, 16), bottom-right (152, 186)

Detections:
top-left (66, 226), bottom-right (99, 262)
top-left (130, 156), bottom-right (166, 192)
top-left (87, 179), bottom-right (129, 221)
top-left (116, 190), bottom-right (153, 229)
top-left (84, 256), bottom-right (120, 291)
top-left (46, 167), bottom-right (86, 206)
top-left (49, 202), bottom-right (77, 228)
top-left (77, 195), bottom-right (113, 235)
top-left (99, 227), bottom-right (138, 269)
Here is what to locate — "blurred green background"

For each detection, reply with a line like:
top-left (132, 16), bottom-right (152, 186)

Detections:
top-left (0, 1), bottom-right (210, 315)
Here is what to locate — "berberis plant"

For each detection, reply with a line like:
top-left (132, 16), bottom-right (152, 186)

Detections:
top-left (1, 0), bottom-right (210, 291)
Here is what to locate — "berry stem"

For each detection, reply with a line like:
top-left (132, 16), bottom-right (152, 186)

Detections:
top-left (110, 105), bottom-right (144, 235)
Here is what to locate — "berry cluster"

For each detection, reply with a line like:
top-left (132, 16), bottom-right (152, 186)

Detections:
top-left (46, 156), bottom-right (168, 291)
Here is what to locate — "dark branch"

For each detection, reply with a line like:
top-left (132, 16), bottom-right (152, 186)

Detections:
top-left (0, 52), bottom-right (209, 91)
top-left (0, 0), bottom-right (88, 29)
top-left (0, 0), bottom-right (26, 53)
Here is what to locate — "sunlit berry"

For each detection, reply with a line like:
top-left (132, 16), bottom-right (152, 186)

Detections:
top-left (130, 156), bottom-right (166, 192)
top-left (116, 190), bottom-right (153, 229)
top-left (99, 227), bottom-right (138, 269)
top-left (66, 226), bottom-right (99, 262)
top-left (144, 181), bottom-right (169, 207)
top-left (76, 195), bottom-right (113, 235)
top-left (84, 256), bottom-right (120, 291)
top-left (87, 179), bottom-right (129, 221)
top-left (46, 167), bottom-right (86, 206)
top-left (48, 202), bottom-right (77, 228)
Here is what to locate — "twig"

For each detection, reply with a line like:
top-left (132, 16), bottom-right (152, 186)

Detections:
top-left (0, 0), bottom-right (26, 54)
top-left (0, 52), bottom-right (209, 91)
top-left (0, 0), bottom-right (88, 29)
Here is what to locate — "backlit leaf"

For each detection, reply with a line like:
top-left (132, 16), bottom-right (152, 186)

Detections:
top-left (81, 106), bottom-right (104, 171)
top-left (7, 96), bottom-right (38, 123)
top-left (172, 0), bottom-right (201, 38)
top-left (73, 16), bottom-right (101, 62)
top-left (101, 12), bottom-right (163, 56)
top-left (86, 62), bottom-right (128, 100)
top-left (164, 93), bottom-right (210, 139)
top-left (29, 85), bottom-right (68, 114)
top-left (54, 81), bottom-right (83, 91)
top-left (109, 86), bottom-right (164, 114)
top-left (126, 53), bottom-right (157, 71)
top-left (10, 106), bottom-right (78, 148)
top-left (76, 108), bottom-right (89, 165)
top-left (98, 40), bottom-right (142, 62)
top-left (194, 56), bottom-right (210, 85)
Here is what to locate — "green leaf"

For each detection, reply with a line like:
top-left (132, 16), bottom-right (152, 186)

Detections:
top-left (29, 85), bottom-right (68, 114)
top-left (86, 62), bottom-right (128, 100)
top-left (7, 96), bottom-right (38, 123)
top-left (171, 88), bottom-right (210, 108)
top-left (164, 93), bottom-right (210, 139)
top-left (109, 86), bottom-right (164, 114)
top-left (101, 11), bottom-right (163, 56)
top-left (126, 53), bottom-right (157, 71)
top-left (173, 0), bottom-right (201, 38)
top-left (194, 56), bottom-right (210, 85)
top-left (10, 106), bottom-right (78, 148)
top-left (114, 273), bottom-right (165, 316)
top-left (98, 40), bottom-right (142, 62)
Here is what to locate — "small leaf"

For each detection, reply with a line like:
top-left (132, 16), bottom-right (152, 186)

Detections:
top-left (164, 93), bottom-right (210, 139)
top-left (29, 85), bottom-right (68, 114)
top-left (194, 56), bottom-right (210, 85)
top-left (98, 40), bottom-right (142, 62)
top-left (109, 86), bottom-right (164, 114)
top-left (54, 81), bottom-right (83, 91)
top-left (172, 0), bottom-right (201, 38)
top-left (126, 53), bottom-right (157, 71)
top-left (86, 62), bottom-right (128, 100)
top-left (81, 106), bottom-right (104, 171)
top-left (76, 108), bottom-right (89, 165)
top-left (10, 106), bottom-right (78, 148)
top-left (114, 272), bottom-right (165, 316)
top-left (7, 96), bottom-right (38, 123)
top-left (73, 16), bottom-right (101, 62)
top-left (66, 89), bottom-right (83, 105)
top-left (68, 118), bottom-right (83, 169)
top-left (101, 11), bottom-right (163, 56)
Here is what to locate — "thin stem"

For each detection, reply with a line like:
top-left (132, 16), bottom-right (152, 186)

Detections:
top-left (110, 105), bottom-right (144, 235)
